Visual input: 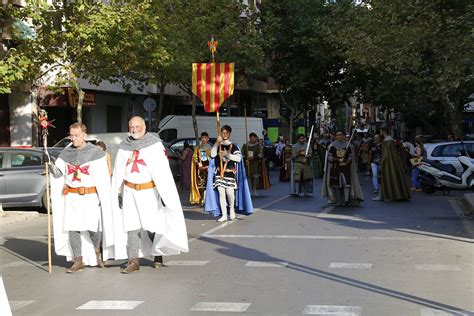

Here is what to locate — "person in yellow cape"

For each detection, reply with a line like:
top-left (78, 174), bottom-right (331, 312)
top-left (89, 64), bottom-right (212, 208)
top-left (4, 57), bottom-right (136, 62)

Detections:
top-left (190, 132), bottom-right (212, 205)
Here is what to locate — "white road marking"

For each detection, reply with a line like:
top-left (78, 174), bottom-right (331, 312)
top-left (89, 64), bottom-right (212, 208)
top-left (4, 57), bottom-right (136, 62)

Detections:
top-left (245, 261), bottom-right (289, 267)
top-left (76, 300), bottom-right (144, 310)
top-left (207, 234), bottom-right (446, 241)
top-left (190, 302), bottom-right (251, 312)
top-left (316, 213), bottom-right (384, 224)
top-left (165, 260), bottom-right (209, 266)
top-left (329, 263), bottom-right (373, 269)
top-left (420, 308), bottom-right (459, 315)
top-left (302, 304), bottom-right (361, 315)
top-left (9, 300), bottom-right (35, 310)
top-left (189, 195), bottom-right (290, 243)
top-left (320, 206), bottom-right (334, 214)
top-left (415, 264), bottom-right (461, 271)
top-left (0, 276), bottom-right (12, 316)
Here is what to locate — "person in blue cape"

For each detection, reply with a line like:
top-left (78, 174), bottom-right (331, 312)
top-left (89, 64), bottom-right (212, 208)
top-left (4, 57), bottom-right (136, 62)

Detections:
top-left (204, 125), bottom-right (253, 221)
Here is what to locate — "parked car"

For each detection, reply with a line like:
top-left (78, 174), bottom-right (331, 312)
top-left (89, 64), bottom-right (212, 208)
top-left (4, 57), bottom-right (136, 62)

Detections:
top-left (424, 141), bottom-right (474, 174)
top-left (53, 133), bottom-right (181, 182)
top-left (0, 147), bottom-right (59, 210)
top-left (166, 137), bottom-right (216, 154)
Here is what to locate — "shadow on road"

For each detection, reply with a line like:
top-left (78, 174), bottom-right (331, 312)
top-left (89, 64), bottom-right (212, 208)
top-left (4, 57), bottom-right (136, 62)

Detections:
top-left (201, 236), bottom-right (473, 315)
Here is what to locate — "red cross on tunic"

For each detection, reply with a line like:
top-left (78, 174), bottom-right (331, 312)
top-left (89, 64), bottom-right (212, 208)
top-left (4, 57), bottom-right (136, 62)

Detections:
top-left (67, 164), bottom-right (90, 182)
top-left (127, 150), bottom-right (146, 173)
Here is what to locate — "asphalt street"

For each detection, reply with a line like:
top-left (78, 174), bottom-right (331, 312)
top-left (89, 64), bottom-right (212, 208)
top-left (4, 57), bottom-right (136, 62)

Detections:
top-left (1, 171), bottom-right (473, 316)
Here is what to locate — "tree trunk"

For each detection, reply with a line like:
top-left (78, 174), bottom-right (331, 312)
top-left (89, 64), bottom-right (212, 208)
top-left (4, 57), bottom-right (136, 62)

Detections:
top-left (192, 95), bottom-right (199, 141)
top-left (76, 87), bottom-right (85, 123)
top-left (445, 94), bottom-right (462, 138)
top-left (157, 82), bottom-right (166, 127)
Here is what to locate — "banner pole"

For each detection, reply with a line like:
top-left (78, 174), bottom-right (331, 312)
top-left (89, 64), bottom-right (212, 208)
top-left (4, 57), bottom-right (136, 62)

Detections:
top-left (216, 111), bottom-right (224, 177)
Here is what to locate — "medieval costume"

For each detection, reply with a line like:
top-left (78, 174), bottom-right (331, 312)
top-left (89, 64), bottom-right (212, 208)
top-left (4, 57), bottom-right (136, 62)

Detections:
top-left (190, 142), bottom-right (212, 205)
top-left (259, 142), bottom-right (271, 190)
top-left (290, 140), bottom-right (313, 196)
top-left (321, 139), bottom-right (364, 206)
top-left (279, 142), bottom-right (292, 181)
top-left (242, 141), bottom-right (269, 196)
top-left (50, 143), bottom-right (114, 271)
top-left (205, 140), bottom-right (253, 220)
top-left (375, 136), bottom-right (411, 201)
top-left (180, 145), bottom-right (193, 190)
top-left (311, 141), bottom-right (325, 179)
top-left (112, 133), bottom-right (188, 271)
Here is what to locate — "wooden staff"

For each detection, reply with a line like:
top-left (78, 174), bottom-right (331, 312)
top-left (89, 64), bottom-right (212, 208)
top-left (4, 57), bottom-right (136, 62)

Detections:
top-left (216, 110), bottom-right (224, 178)
top-left (244, 107), bottom-right (250, 172)
top-left (39, 110), bottom-right (53, 273)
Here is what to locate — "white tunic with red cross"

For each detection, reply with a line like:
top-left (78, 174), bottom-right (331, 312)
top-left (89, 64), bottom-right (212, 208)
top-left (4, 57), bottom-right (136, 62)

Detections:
top-left (112, 141), bottom-right (189, 258)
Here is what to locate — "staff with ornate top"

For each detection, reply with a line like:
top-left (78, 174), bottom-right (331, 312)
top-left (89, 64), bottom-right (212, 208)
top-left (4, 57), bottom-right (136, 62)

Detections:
top-left (39, 110), bottom-right (54, 273)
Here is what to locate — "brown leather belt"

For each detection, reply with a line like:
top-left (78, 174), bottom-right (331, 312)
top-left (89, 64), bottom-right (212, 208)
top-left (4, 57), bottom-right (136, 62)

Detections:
top-left (124, 180), bottom-right (156, 191)
top-left (63, 185), bottom-right (97, 195)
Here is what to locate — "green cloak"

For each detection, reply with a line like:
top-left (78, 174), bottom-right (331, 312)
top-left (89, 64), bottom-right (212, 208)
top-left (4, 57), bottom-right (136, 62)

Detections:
top-left (380, 138), bottom-right (411, 201)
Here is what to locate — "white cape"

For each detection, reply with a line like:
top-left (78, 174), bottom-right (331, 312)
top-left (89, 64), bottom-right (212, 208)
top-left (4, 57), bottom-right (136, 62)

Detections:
top-left (112, 141), bottom-right (189, 259)
top-left (50, 156), bottom-right (115, 266)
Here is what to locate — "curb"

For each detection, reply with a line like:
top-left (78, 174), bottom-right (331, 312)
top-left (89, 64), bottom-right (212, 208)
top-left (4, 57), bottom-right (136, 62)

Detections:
top-left (0, 211), bottom-right (41, 226)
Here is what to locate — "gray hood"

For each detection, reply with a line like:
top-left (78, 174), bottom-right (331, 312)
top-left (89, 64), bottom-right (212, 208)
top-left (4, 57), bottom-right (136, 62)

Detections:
top-left (118, 132), bottom-right (161, 151)
top-left (58, 143), bottom-right (105, 165)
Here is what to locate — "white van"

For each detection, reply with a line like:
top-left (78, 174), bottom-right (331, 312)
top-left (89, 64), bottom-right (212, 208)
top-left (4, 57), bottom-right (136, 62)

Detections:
top-left (158, 115), bottom-right (264, 148)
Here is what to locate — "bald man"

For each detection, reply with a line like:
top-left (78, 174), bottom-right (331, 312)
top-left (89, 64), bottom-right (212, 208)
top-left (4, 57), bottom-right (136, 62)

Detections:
top-left (111, 116), bottom-right (188, 273)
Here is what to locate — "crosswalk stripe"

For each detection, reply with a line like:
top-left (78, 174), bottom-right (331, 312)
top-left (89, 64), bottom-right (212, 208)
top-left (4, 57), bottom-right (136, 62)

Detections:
top-left (0, 276), bottom-right (12, 316)
top-left (165, 260), bottom-right (209, 266)
top-left (415, 264), bottom-right (461, 271)
top-left (329, 263), bottom-right (373, 269)
top-left (245, 261), bottom-right (289, 267)
top-left (9, 300), bottom-right (35, 311)
top-left (190, 302), bottom-right (251, 312)
top-left (76, 300), bottom-right (144, 310)
top-left (420, 308), bottom-right (459, 315)
top-left (303, 305), bottom-right (361, 315)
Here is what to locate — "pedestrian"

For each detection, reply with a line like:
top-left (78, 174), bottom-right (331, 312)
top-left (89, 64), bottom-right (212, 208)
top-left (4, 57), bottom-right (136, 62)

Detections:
top-left (290, 134), bottom-right (313, 196)
top-left (180, 141), bottom-right (193, 190)
top-left (447, 134), bottom-right (455, 142)
top-left (112, 116), bottom-right (188, 273)
top-left (279, 140), bottom-right (292, 182)
top-left (410, 137), bottom-right (426, 192)
top-left (242, 132), bottom-right (263, 196)
top-left (190, 132), bottom-right (212, 206)
top-left (205, 125), bottom-right (253, 222)
top-left (321, 130), bottom-right (364, 206)
top-left (50, 122), bottom-right (114, 273)
top-left (96, 140), bottom-right (113, 176)
top-left (358, 133), bottom-right (371, 175)
top-left (373, 128), bottom-right (411, 201)
top-left (258, 137), bottom-right (271, 189)
top-left (274, 136), bottom-right (286, 167)
top-left (311, 136), bottom-right (325, 179)
top-left (369, 134), bottom-right (382, 194)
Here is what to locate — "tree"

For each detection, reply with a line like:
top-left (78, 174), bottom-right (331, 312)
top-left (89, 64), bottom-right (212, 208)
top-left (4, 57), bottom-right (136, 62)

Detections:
top-left (332, 0), bottom-right (474, 137)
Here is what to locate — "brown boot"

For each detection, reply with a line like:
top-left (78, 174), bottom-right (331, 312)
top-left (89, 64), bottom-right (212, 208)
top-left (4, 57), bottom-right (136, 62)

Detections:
top-left (121, 258), bottom-right (140, 274)
top-left (95, 248), bottom-right (104, 268)
top-left (66, 256), bottom-right (84, 273)
top-left (153, 256), bottom-right (165, 268)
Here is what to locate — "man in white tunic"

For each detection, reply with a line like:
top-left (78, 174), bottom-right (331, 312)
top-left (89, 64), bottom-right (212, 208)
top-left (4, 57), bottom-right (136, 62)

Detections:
top-left (112, 116), bottom-right (188, 273)
top-left (50, 123), bottom-right (114, 273)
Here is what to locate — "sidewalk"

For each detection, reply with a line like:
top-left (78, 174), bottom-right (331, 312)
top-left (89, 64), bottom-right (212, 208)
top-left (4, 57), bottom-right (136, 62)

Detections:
top-left (0, 208), bottom-right (41, 226)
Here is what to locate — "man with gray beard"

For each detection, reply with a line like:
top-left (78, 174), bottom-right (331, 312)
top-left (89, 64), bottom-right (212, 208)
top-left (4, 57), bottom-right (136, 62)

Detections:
top-left (112, 116), bottom-right (188, 273)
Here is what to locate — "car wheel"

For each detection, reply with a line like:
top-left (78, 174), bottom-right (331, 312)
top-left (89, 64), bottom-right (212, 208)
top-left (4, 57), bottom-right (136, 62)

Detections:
top-left (41, 190), bottom-right (52, 213)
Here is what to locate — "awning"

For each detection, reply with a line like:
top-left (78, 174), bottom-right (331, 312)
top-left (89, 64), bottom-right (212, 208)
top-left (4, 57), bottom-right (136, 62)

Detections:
top-left (38, 87), bottom-right (96, 107)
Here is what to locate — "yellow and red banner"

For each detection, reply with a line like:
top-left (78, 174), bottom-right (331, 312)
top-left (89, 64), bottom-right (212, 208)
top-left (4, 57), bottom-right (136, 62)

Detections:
top-left (192, 63), bottom-right (235, 112)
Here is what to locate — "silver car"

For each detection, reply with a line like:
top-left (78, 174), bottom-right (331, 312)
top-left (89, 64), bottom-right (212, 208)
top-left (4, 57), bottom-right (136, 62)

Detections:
top-left (424, 141), bottom-right (474, 174)
top-left (0, 148), bottom-right (52, 210)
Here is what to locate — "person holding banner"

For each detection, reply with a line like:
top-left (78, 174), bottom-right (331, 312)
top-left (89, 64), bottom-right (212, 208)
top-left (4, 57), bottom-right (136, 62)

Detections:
top-left (321, 130), bottom-right (364, 206)
top-left (190, 132), bottom-right (212, 205)
top-left (290, 134), bottom-right (314, 196)
top-left (49, 122), bottom-right (115, 273)
top-left (205, 125), bottom-right (253, 221)
top-left (112, 116), bottom-right (188, 273)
